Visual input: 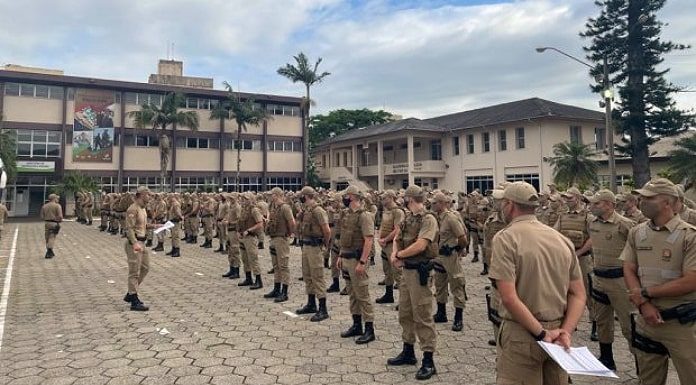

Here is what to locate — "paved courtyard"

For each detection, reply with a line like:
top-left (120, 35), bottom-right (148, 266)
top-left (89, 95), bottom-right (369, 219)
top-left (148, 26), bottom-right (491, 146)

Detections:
top-left (0, 221), bottom-right (675, 385)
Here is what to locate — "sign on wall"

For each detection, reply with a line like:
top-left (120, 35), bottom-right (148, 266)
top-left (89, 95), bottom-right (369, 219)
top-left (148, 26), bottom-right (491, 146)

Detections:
top-left (72, 89), bottom-right (115, 162)
top-left (17, 160), bottom-right (55, 173)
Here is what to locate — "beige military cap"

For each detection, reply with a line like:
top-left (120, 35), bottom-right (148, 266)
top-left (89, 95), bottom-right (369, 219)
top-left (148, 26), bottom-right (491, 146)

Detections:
top-left (633, 178), bottom-right (679, 198)
top-left (382, 190), bottom-right (398, 200)
top-left (344, 185), bottom-right (361, 196)
top-left (562, 187), bottom-right (582, 197)
top-left (300, 186), bottom-right (317, 196)
top-left (136, 186), bottom-right (150, 194)
top-left (48, 193), bottom-right (59, 201)
top-left (503, 181), bottom-right (539, 206)
top-left (270, 187), bottom-right (284, 196)
top-left (432, 192), bottom-right (452, 203)
top-left (404, 185), bottom-right (424, 198)
top-left (615, 193), bottom-right (626, 202)
top-left (588, 189), bottom-right (616, 204)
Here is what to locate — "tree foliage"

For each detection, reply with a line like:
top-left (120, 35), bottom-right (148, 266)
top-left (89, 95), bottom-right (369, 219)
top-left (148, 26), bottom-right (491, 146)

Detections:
top-left (668, 133), bottom-right (696, 187)
top-left (0, 114), bottom-right (17, 184)
top-left (52, 171), bottom-right (98, 196)
top-left (309, 109), bottom-right (395, 149)
top-left (581, 0), bottom-right (694, 187)
top-left (546, 142), bottom-right (599, 189)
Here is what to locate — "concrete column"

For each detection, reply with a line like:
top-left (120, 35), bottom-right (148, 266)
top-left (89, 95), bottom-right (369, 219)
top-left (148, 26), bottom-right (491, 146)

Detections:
top-left (407, 135), bottom-right (415, 186)
top-left (377, 140), bottom-right (384, 191)
top-left (328, 146), bottom-right (335, 189)
top-left (351, 144), bottom-right (358, 178)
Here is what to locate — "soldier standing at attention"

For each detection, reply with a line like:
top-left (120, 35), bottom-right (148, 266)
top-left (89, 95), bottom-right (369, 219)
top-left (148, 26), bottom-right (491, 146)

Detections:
top-left (388, 185), bottom-right (438, 380)
top-left (338, 185), bottom-right (376, 342)
top-left (123, 186), bottom-right (153, 311)
top-left (83, 191), bottom-right (94, 225)
top-left (186, 194), bottom-right (200, 244)
top-left (675, 185), bottom-right (696, 225)
top-left (327, 194), bottom-right (344, 293)
top-left (620, 194), bottom-right (648, 223)
top-left (222, 193), bottom-right (242, 279)
top-left (296, 187), bottom-right (332, 321)
top-left (200, 195), bottom-right (215, 248)
top-left (585, 189), bottom-right (637, 370)
top-left (151, 194), bottom-right (167, 252)
top-left (166, 194), bottom-right (183, 258)
top-left (621, 178), bottom-right (696, 385)
top-left (376, 190), bottom-right (404, 304)
top-left (215, 194), bottom-right (229, 253)
top-left (238, 193), bottom-right (264, 289)
top-left (431, 192), bottom-right (468, 332)
top-left (75, 191), bottom-right (85, 224)
top-left (466, 192), bottom-right (482, 263)
top-left (99, 192), bottom-right (110, 231)
top-left (40, 194), bottom-right (63, 259)
top-left (483, 185), bottom-right (509, 346)
top-left (555, 187), bottom-right (597, 341)
top-left (490, 182), bottom-right (586, 385)
top-left (264, 187), bottom-right (296, 303)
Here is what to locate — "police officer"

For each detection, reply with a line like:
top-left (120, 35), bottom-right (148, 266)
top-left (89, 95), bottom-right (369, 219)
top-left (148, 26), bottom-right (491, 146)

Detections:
top-left (99, 192), bottom-right (110, 231)
top-left (466, 192), bottom-right (482, 263)
top-left (40, 194), bottom-right (63, 259)
top-left (166, 194), bottom-right (183, 257)
top-left (151, 193), bottom-right (167, 252)
top-left (222, 193), bottom-right (242, 279)
top-left (490, 182), bottom-right (586, 385)
top-left (215, 194), bottom-right (229, 253)
top-left (326, 194), bottom-right (343, 293)
top-left (338, 185), bottom-right (376, 343)
top-left (675, 184), bottom-right (696, 225)
top-left (238, 192), bottom-right (264, 289)
top-left (200, 195), bottom-right (215, 248)
top-left (296, 186), bottom-right (332, 322)
top-left (555, 186), bottom-right (597, 340)
top-left (621, 178), bottom-right (696, 384)
top-left (264, 187), bottom-right (296, 303)
top-left (483, 184), bottom-right (509, 346)
top-left (431, 192), bottom-right (468, 332)
top-left (388, 185), bottom-right (438, 380)
top-left (123, 186), bottom-right (153, 311)
top-left (185, 194), bottom-right (200, 244)
top-left (83, 191), bottom-right (94, 225)
top-left (376, 190), bottom-right (404, 304)
top-left (620, 193), bottom-right (648, 224)
top-left (585, 189), bottom-right (636, 370)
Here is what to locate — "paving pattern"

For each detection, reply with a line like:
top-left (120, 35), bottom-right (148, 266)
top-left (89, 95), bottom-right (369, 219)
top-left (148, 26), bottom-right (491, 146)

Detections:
top-left (0, 221), bottom-right (679, 385)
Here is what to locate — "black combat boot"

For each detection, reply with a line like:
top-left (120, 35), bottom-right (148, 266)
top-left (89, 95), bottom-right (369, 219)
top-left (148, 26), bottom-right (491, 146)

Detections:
top-left (471, 251), bottom-right (479, 263)
top-left (340, 286), bottom-right (348, 295)
top-left (376, 285), bottom-right (394, 304)
top-left (355, 322), bottom-right (375, 344)
top-left (170, 247), bottom-right (180, 258)
top-left (238, 272), bottom-right (253, 286)
top-left (378, 279), bottom-right (386, 286)
top-left (274, 284), bottom-right (289, 303)
top-left (433, 302), bottom-right (448, 323)
top-left (590, 321), bottom-right (599, 342)
top-left (267, 268), bottom-right (275, 274)
top-left (370, 255), bottom-right (375, 265)
top-left (324, 258), bottom-right (329, 269)
top-left (130, 294), bottom-right (149, 312)
top-left (153, 242), bottom-right (164, 252)
top-left (87, 220), bottom-right (92, 225)
top-left (250, 275), bottom-right (263, 290)
top-left (598, 343), bottom-right (616, 371)
top-left (123, 293), bottom-right (135, 303)
top-left (215, 242), bottom-right (224, 252)
top-left (99, 225), bottom-right (106, 232)
top-left (45, 249), bottom-right (55, 259)
top-left (340, 314), bottom-right (363, 338)
top-left (387, 343), bottom-right (417, 366)
top-left (264, 283), bottom-right (281, 298)
top-left (452, 307), bottom-right (463, 332)
top-left (327, 277), bottom-right (340, 293)
top-left (296, 295), bottom-right (317, 314)
top-left (480, 263), bottom-right (489, 275)
top-left (416, 351), bottom-right (437, 380)
top-left (145, 239), bottom-right (153, 247)
top-left (222, 266), bottom-right (235, 278)
top-left (310, 298), bottom-right (329, 322)
top-left (229, 267), bottom-right (240, 279)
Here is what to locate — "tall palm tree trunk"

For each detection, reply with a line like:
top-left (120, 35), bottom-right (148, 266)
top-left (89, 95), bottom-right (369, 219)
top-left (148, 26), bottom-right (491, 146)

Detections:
top-left (236, 123), bottom-right (242, 193)
top-left (303, 84), bottom-right (311, 185)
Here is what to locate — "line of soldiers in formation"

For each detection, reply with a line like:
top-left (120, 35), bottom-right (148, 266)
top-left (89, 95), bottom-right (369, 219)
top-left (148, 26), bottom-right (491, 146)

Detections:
top-left (57, 178), bottom-right (696, 384)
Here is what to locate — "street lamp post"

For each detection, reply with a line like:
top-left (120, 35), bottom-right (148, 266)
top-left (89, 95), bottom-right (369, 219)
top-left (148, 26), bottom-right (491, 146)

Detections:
top-left (536, 47), bottom-right (617, 193)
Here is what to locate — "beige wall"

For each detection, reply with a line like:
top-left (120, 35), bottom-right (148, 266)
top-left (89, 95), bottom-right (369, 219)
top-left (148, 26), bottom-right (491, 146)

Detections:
top-left (3, 96), bottom-right (62, 124)
top-left (267, 152), bottom-right (302, 172)
top-left (122, 147), bottom-right (162, 171)
top-left (176, 148), bottom-right (220, 171)
top-left (224, 150), bottom-right (263, 172)
top-left (267, 115), bottom-right (302, 137)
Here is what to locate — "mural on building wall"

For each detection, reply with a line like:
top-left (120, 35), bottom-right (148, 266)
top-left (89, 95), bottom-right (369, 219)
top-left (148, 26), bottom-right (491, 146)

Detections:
top-left (72, 89), bottom-right (115, 162)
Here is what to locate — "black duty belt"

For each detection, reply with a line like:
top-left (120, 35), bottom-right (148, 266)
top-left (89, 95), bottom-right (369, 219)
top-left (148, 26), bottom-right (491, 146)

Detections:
top-left (340, 250), bottom-right (361, 259)
top-left (302, 238), bottom-right (323, 247)
top-left (45, 220), bottom-right (61, 223)
top-left (136, 237), bottom-right (147, 242)
top-left (659, 302), bottom-right (696, 324)
top-left (227, 226), bottom-right (238, 231)
top-left (170, 219), bottom-right (181, 223)
top-left (593, 267), bottom-right (623, 279)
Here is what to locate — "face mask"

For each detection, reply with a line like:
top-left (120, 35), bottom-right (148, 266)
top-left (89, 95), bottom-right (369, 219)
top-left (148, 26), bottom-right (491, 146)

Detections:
top-left (639, 200), bottom-right (660, 220)
top-left (590, 207), bottom-right (604, 217)
top-left (343, 196), bottom-right (352, 208)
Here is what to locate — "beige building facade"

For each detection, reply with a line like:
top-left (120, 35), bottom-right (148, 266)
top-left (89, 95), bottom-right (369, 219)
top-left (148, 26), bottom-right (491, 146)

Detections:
top-left (0, 62), bottom-right (304, 216)
top-left (313, 98), bottom-right (672, 193)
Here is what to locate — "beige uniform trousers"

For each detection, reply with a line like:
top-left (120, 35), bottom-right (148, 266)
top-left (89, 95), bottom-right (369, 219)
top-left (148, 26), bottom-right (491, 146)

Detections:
top-left (342, 258), bottom-right (374, 322)
top-left (302, 245), bottom-right (326, 298)
top-left (226, 230), bottom-right (241, 267)
top-left (635, 317), bottom-right (696, 385)
top-left (202, 216), bottom-right (214, 240)
top-left (170, 221), bottom-right (181, 248)
top-left (124, 241), bottom-right (150, 294)
top-left (399, 268), bottom-right (436, 352)
top-left (434, 253), bottom-right (467, 308)
top-left (329, 234), bottom-right (341, 279)
top-left (84, 206), bottom-right (93, 221)
top-left (496, 320), bottom-right (567, 385)
top-left (270, 237), bottom-right (290, 285)
top-left (381, 243), bottom-right (402, 286)
top-left (593, 274), bottom-right (635, 345)
top-left (489, 289), bottom-right (502, 339)
top-left (217, 221), bottom-right (227, 246)
top-left (240, 235), bottom-right (260, 275)
top-left (579, 254), bottom-right (596, 321)
top-left (44, 222), bottom-right (59, 249)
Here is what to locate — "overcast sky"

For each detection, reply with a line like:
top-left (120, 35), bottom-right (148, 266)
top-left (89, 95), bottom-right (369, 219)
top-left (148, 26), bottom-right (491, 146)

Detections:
top-left (1, 0), bottom-right (694, 118)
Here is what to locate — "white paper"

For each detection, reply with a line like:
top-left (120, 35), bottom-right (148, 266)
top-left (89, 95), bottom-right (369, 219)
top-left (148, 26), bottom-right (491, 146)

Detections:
top-left (154, 221), bottom-right (175, 235)
top-left (538, 341), bottom-right (619, 378)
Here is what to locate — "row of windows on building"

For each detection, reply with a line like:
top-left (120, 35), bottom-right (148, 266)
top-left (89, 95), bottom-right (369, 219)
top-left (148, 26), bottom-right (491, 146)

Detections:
top-left (3, 83), bottom-right (301, 117)
top-left (98, 176), bottom-right (303, 193)
top-left (465, 173), bottom-right (629, 194)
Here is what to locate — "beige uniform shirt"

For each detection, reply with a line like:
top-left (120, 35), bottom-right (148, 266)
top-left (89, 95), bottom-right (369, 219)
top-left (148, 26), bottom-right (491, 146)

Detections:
top-left (126, 202), bottom-right (147, 242)
top-left (40, 202), bottom-right (63, 222)
top-left (679, 206), bottom-right (696, 225)
top-left (623, 207), bottom-right (648, 224)
top-left (490, 214), bottom-right (582, 322)
top-left (587, 211), bottom-right (635, 269)
top-left (268, 202), bottom-right (294, 237)
top-left (437, 209), bottom-right (466, 248)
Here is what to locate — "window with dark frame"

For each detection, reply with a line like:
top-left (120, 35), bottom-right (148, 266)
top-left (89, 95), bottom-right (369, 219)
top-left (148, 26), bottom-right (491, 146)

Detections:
top-left (516, 127), bottom-right (525, 149)
top-left (498, 130), bottom-right (507, 151)
top-left (453, 136), bottom-right (460, 156)
top-left (482, 132), bottom-right (490, 152)
top-left (467, 134), bottom-right (474, 154)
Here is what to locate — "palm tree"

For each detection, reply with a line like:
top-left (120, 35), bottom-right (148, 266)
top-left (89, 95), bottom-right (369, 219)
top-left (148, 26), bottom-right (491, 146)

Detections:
top-left (545, 141), bottom-right (599, 188)
top-left (211, 82), bottom-right (267, 192)
top-left (52, 171), bottom-right (98, 196)
top-left (0, 113), bottom-right (18, 186)
top-left (277, 52), bottom-right (331, 183)
top-left (127, 92), bottom-right (199, 192)
top-left (669, 133), bottom-right (696, 188)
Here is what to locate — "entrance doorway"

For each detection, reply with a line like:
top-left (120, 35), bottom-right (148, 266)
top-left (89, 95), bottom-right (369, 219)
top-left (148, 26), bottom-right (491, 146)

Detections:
top-left (29, 187), bottom-right (45, 217)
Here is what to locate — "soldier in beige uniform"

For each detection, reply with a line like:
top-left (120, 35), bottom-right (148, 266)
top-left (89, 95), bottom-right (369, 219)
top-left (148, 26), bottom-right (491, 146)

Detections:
top-left (222, 193), bottom-right (242, 279)
top-left (151, 194), bottom-right (167, 252)
top-left (75, 191), bottom-right (85, 224)
top-left (83, 191), bottom-right (94, 225)
top-left (490, 182), bottom-right (586, 385)
top-left (388, 185), bottom-right (438, 380)
top-left (185, 195), bottom-right (200, 244)
top-left (166, 194), bottom-right (183, 257)
top-left (675, 185), bottom-right (696, 225)
top-left (337, 185), bottom-right (376, 343)
top-left (431, 192), bottom-right (468, 332)
top-left (0, 201), bottom-right (8, 240)
top-left (99, 192), bottom-right (110, 232)
top-left (555, 186), bottom-right (597, 340)
top-left (123, 186), bottom-right (153, 311)
top-left (620, 193), bottom-right (648, 224)
top-left (376, 190), bottom-right (404, 304)
top-left (466, 193), bottom-right (483, 262)
top-left (238, 193), bottom-right (265, 289)
top-left (200, 195), bottom-right (215, 248)
top-left (109, 194), bottom-right (122, 234)
top-left (483, 186), bottom-right (509, 346)
top-left (40, 194), bottom-right (63, 259)
top-left (325, 195), bottom-right (343, 293)
top-left (296, 186), bottom-right (332, 322)
top-left (264, 188), bottom-right (296, 303)
top-left (585, 189), bottom-right (637, 370)
top-left (215, 194), bottom-right (229, 253)
top-left (621, 178), bottom-right (696, 385)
